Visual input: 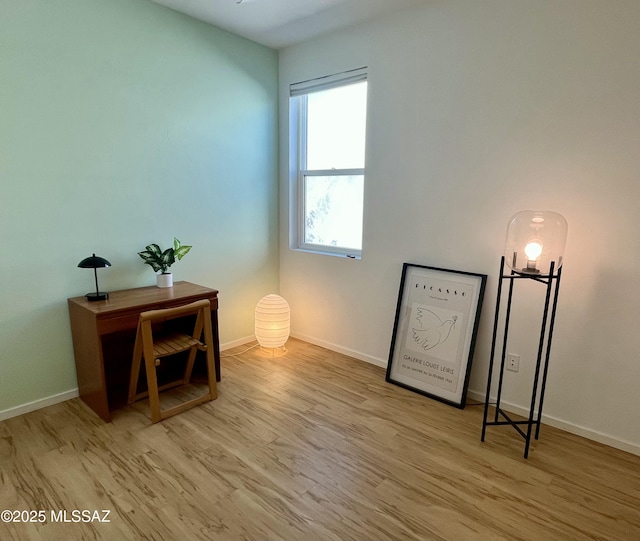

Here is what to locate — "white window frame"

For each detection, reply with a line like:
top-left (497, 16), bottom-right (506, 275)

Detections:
top-left (289, 67), bottom-right (367, 259)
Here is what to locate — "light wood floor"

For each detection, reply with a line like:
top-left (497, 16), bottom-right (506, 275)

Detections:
top-left (1, 338), bottom-right (639, 541)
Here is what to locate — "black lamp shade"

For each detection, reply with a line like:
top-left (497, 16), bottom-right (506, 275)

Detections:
top-left (78, 255), bottom-right (111, 269)
top-left (78, 253), bottom-right (111, 301)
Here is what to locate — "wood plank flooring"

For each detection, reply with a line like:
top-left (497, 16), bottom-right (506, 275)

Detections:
top-left (1, 338), bottom-right (639, 540)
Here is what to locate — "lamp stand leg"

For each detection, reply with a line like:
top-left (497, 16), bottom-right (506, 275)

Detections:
top-left (481, 259), bottom-right (562, 459)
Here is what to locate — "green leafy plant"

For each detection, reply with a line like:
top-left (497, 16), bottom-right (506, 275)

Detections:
top-left (138, 238), bottom-right (192, 274)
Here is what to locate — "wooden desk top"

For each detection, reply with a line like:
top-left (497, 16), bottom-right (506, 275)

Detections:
top-left (69, 281), bottom-right (218, 314)
top-left (68, 281), bottom-right (219, 335)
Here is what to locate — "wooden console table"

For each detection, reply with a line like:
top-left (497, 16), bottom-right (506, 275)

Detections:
top-left (68, 281), bottom-right (220, 422)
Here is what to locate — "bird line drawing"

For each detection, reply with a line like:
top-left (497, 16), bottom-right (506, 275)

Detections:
top-left (411, 308), bottom-right (458, 351)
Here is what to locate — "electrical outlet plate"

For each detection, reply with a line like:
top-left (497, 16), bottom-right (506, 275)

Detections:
top-left (507, 353), bottom-right (520, 372)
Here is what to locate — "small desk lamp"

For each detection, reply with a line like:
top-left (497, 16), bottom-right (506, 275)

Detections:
top-left (78, 254), bottom-right (111, 301)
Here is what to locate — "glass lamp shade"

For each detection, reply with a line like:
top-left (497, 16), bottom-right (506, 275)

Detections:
top-left (255, 294), bottom-right (290, 348)
top-left (505, 210), bottom-right (567, 274)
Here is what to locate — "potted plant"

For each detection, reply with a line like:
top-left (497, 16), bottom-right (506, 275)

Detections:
top-left (138, 238), bottom-right (192, 288)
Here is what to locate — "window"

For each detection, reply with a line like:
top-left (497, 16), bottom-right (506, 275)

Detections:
top-left (290, 68), bottom-right (368, 258)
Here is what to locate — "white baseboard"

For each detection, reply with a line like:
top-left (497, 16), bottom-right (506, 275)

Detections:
top-left (220, 335), bottom-right (256, 351)
top-left (290, 332), bottom-right (388, 369)
top-left (466, 389), bottom-right (640, 457)
top-left (0, 389), bottom-right (79, 422)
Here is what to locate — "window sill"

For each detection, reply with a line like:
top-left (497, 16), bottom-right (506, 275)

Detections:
top-left (290, 247), bottom-right (361, 260)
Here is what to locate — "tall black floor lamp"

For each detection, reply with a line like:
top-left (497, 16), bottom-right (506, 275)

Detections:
top-left (481, 211), bottom-right (568, 459)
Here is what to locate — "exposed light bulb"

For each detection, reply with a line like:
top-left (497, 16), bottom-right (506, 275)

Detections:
top-left (524, 241), bottom-right (543, 272)
top-left (524, 241), bottom-right (543, 260)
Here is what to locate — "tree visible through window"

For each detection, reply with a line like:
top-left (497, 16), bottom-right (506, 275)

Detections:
top-left (290, 68), bottom-right (367, 257)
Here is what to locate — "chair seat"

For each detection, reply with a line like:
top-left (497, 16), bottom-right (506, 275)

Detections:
top-left (152, 332), bottom-right (205, 359)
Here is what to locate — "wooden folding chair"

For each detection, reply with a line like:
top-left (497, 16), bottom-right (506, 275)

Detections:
top-left (128, 299), bottom-right (217, 423)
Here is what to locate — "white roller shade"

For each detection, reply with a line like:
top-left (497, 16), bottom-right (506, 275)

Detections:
top-left (290, 66), bottom-right (367, 97)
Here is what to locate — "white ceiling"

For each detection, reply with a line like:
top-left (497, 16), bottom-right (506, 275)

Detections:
top-left (150, 0), bottom-right (428, 49)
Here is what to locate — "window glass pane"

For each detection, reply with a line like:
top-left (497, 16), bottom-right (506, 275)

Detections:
top-left (304, 175), bottom-right (364, 251)
top-left (306, 82), bottom-right (367, 170)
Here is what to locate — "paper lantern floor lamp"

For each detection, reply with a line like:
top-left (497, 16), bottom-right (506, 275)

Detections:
top-left (255, 294), bottom-right (290, 350)
top-left (481, 210), bottom-right (567, 458)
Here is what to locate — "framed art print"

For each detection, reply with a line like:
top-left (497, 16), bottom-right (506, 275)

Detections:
top-left (386, 263), bottom-right (487, 408)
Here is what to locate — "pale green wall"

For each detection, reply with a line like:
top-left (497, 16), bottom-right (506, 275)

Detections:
top-left (0, 0), bottom-right (279, 413)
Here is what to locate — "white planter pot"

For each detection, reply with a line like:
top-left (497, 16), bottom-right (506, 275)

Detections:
top-left (157, 273), bottom-right (173, 288)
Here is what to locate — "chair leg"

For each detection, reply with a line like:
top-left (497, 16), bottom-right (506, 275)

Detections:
top-left (141, 320), bottom-right (162, 423)
top-left (128, 324), bottom-right (144, 404)
top-left (204, 346), bottom-right (217, 401)
top-left (144, 357), bottom-right (162, 423)
top-left (183, 345), bottom-right (199, 384)
top-left (183, 311), bottom-right (205, 383)
top-left (202, 309), bottom-right (218, 401)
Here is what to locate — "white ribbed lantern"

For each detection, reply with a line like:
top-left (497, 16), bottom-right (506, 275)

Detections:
top-left (255, 294), bottom-right (290, 348)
